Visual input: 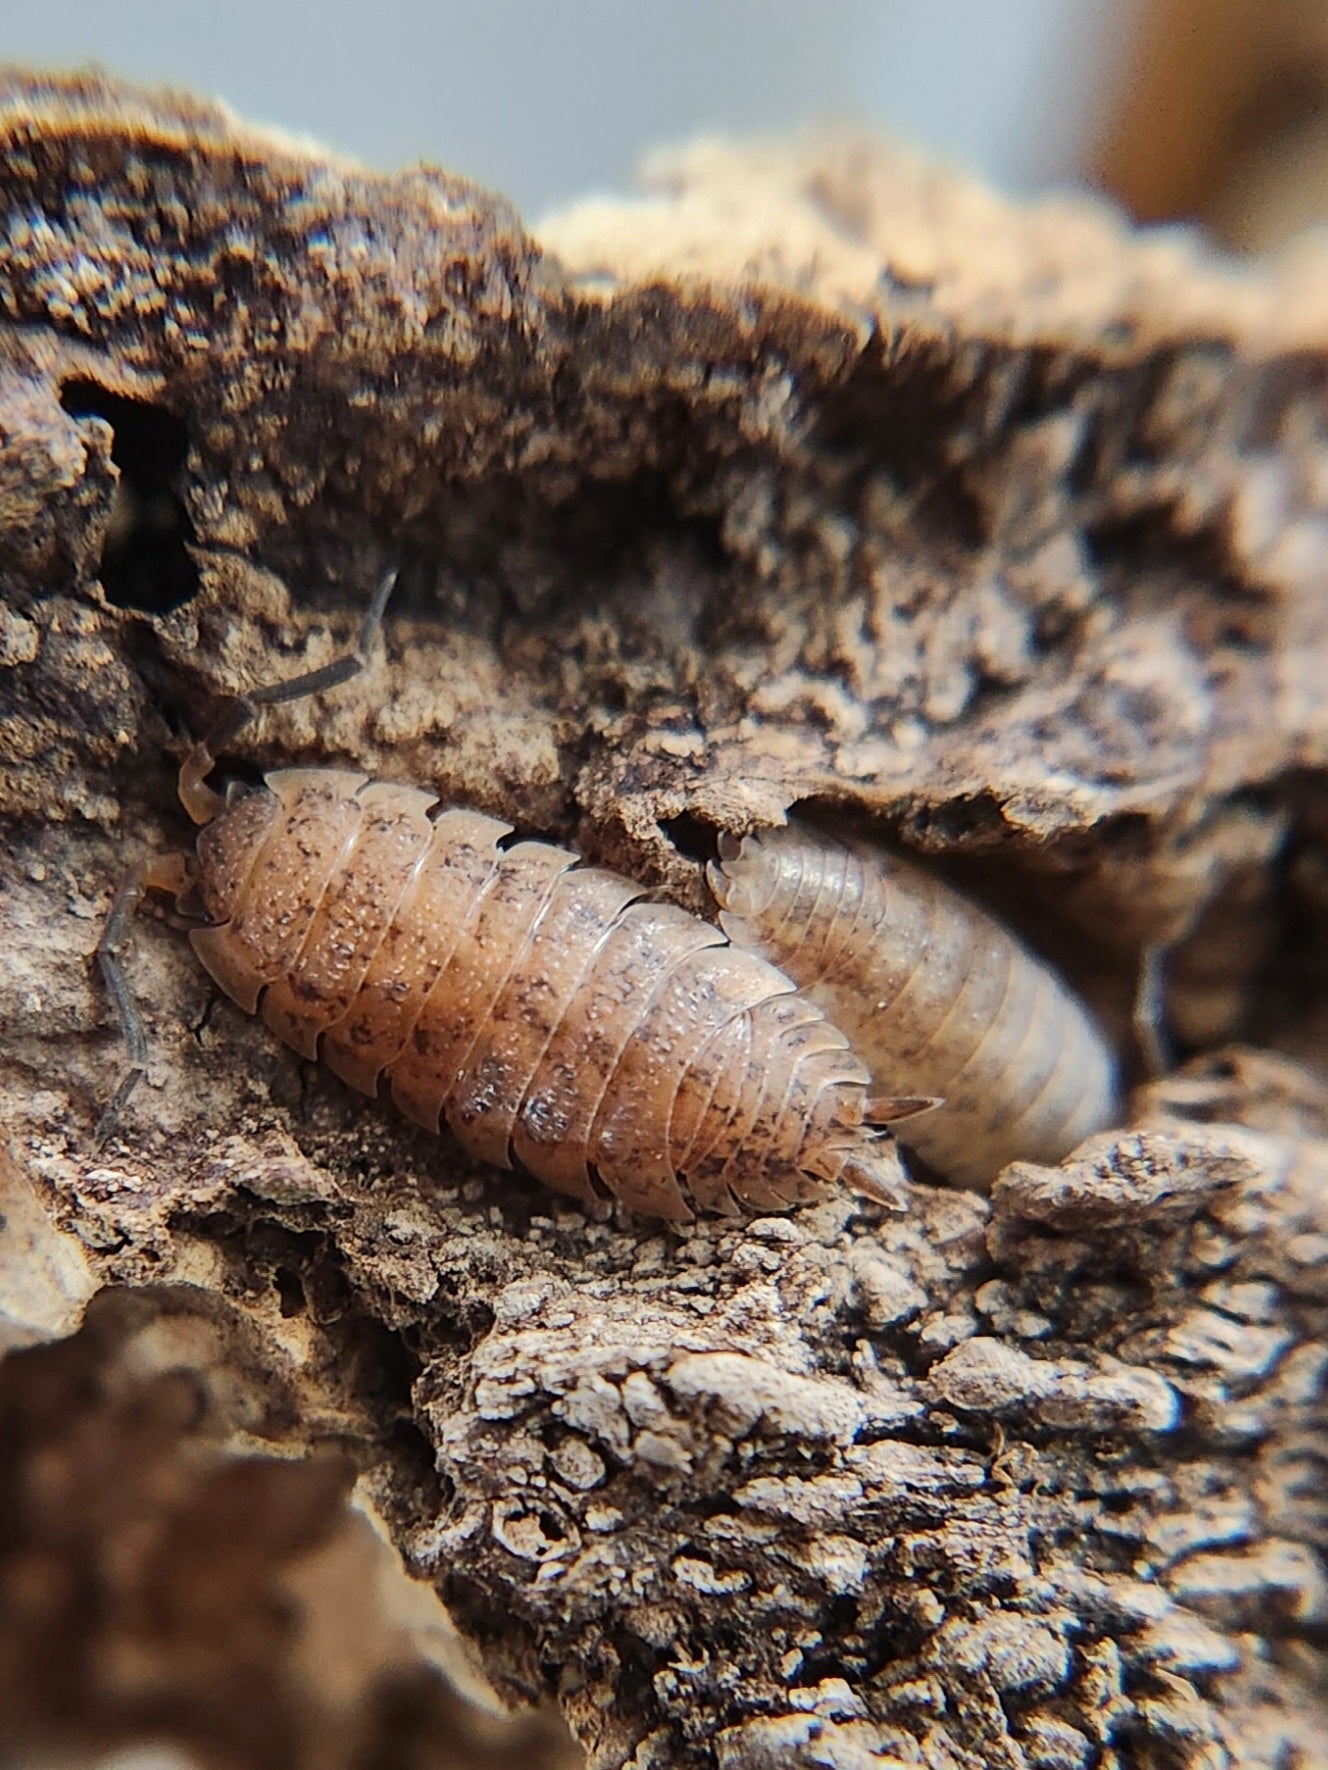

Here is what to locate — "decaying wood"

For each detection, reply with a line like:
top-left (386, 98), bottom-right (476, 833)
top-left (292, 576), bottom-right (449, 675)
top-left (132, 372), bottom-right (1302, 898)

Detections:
top-left (0, 69), bottom-right (1326, 1770)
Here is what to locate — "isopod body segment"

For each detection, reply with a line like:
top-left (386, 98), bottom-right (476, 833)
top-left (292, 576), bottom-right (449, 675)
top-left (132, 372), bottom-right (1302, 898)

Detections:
top-left (185, 767), bottom-right (908, 1220)
top-left (708, 824), bottom-right (1119, 1189)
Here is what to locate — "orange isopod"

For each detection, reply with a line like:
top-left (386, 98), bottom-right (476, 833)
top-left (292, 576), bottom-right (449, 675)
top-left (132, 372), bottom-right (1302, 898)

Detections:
top-left (708, 824), bottom-right (1119, 1189)
top-left (97, 582), bottom-right (916, 1221)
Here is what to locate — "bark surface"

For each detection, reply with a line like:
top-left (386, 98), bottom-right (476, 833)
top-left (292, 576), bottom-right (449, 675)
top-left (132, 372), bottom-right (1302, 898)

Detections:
top-left (0, 71), bottom-right (1325, 1770)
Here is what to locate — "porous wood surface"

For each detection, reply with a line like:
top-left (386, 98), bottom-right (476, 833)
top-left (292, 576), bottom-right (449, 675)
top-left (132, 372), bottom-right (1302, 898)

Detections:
top-left (1, 71), bottom-right (1325, 1770)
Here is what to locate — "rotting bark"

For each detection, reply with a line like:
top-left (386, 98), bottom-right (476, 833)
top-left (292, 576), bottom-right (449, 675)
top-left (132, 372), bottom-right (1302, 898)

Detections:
top-left (0, 69), bottom-right (1326, 1770)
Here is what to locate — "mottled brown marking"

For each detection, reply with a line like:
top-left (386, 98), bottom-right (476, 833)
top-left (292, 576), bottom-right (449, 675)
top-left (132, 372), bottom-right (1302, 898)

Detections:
top-left (190, 769), bottom-right (905, 1219)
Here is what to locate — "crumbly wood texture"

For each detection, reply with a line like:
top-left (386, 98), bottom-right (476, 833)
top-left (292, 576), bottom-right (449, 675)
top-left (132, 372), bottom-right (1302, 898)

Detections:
top-left (1, 69), bottom-right (1326, 1770)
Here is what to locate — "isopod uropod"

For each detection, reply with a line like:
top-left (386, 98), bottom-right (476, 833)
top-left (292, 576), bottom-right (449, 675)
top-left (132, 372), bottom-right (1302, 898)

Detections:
top-left (708, 824), bottom-right (1119, 1189)
top-left (97, 577), bottom-right (918, 1222)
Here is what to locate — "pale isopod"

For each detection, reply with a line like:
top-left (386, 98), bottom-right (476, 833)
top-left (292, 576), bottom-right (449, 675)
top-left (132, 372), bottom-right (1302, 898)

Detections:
top-left (97, 578), bottom-right (916, 1222)
top-left (707, 824), bottom-right (1119, 1189)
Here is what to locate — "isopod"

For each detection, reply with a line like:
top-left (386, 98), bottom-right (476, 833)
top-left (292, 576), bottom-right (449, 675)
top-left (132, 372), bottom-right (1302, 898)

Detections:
top-left (97, 576), bottom-right (919, 1222)
top-left (707, 824), bottom-right (1119, 1189)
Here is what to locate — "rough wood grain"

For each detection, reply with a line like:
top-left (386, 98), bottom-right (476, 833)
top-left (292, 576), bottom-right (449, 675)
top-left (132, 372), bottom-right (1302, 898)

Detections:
top-left (1, 70), bottom-right (1325, 1770)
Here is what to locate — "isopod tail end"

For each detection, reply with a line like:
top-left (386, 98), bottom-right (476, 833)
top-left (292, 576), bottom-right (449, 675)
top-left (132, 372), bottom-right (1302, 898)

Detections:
top-left (839, 1143), bottom-right (912, 1214)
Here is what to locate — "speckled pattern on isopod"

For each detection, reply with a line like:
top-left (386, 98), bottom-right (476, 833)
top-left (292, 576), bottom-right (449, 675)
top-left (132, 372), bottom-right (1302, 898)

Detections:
top-left (179, 766), bottom-right (916, 1219)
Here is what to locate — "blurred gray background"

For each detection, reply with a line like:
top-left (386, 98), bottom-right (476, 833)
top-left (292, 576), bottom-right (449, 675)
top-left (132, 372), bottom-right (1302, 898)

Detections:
top-left (0, 1), bottom-right (1134, 221)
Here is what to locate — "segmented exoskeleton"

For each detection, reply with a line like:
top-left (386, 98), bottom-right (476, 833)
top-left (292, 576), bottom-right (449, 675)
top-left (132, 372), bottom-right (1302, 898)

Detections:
top-left (708, 824), bottom-right (1118, 1189)
top-left (97, 577), bottom-right (916, 1221)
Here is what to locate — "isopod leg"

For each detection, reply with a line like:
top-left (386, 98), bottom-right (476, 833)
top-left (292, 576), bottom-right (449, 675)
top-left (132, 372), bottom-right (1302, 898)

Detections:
top-left (93, 852), bottom-right (194, 1145)
top-left (177, 567), bottom-right (399, 826)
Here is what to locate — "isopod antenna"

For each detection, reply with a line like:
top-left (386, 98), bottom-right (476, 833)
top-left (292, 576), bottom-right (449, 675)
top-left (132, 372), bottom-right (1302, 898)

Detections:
top-left (94, 567), bottom-right (400, 1142)
top-left (177, 566), bottom-right (400, 823)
